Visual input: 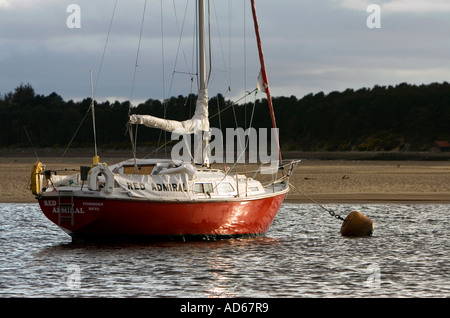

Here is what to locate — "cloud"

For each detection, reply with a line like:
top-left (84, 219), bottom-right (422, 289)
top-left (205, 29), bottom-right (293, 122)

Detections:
top-left (0, 0), bottom-right (10, 9)
top-left (339, 0), bottom-right (450, 13)
top-left (0, 0), bottom-right (55, 10)
top-left (382, 0), bottom-right (450, 13)
top-left (1, 0), bottom-right (449, 103)
top-left (339, 0), bottom-right (371, 11)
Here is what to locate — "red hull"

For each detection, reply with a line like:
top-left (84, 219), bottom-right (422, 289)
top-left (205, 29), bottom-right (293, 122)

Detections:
top-left (38, 193), bottom-right (286, 240)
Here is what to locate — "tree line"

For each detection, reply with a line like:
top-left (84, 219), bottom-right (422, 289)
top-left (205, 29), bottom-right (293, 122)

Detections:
top-left (1, 82), bottom-right (450, 152)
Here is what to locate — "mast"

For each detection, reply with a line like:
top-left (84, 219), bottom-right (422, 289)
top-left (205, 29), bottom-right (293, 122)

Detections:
top-left (198, 0), bottom-right (209, 167)
top-left (198, 0), bottom-right (207, 92)
top-left (128, 0), bottom-right (210, 166)
top-left (250, 0), bottom-right (282, 163)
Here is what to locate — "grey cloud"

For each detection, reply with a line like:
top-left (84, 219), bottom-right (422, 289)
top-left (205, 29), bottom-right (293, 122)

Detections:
top-left (0, 0), bottom-right (449, 103)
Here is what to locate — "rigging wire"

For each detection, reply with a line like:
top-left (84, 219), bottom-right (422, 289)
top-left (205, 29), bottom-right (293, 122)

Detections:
top-left (157, 0), bottom-right (193, 158)
top-left (23, 126), bottom-right (39, 162)
top-left (156, 0), bottom-right (167, 158)
top-left (168, 0), bottom-right (194, 95)
top-left (90, 70), bottom-right (98, 159)
top-left (215, 95), bottom-right (224, 166)
top-left (211, 0), bottom-right (231, 93)
top-left (137, 0), bottom-right (256, 166)
top-left (230, 2), bottom-right (250, 171)
top-left (61, 0), bottom-right (118, 159)
top-left (243, 0), bottom-right (248, 129)
top-left (228, 0), bottom-right (232, 92)
top-left (128, 0), bottom-right (148, 171)
top-left (129, 0), bottom-right (148, 114)
top-left (209, 88), bottom-right (257, 120)
top-left (61, 102), bottom-right (91, 159)
top-left (207, 0), bottom-right (212, 86)
top-left (95, 0), bottom-right (118, 99)
top-left (235, 90), bottom-right (257, 165)
top-left (160, 0), bottom-right (166, 102)
top-left (211, 90), bottom-right (265, 195)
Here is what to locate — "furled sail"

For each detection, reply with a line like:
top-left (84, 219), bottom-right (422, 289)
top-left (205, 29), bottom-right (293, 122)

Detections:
top-left (129, 88), bottom-right (209, 166)
top-left (129, 89), bottom-right (209, 135)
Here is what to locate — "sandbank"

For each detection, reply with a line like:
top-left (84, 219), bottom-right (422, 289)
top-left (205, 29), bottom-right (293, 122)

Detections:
top-left (2, 154), bottom-right (450, 204)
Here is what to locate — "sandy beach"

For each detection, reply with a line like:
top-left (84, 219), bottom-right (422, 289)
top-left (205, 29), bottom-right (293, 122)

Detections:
top-left (2, 154), bottom-right (450, 204)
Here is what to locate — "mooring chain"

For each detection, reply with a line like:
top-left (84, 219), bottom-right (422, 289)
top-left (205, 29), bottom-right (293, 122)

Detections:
top-left (326, 207), bottom-right (345, 221)
top-left (289, 183), bottom-right (345, 222)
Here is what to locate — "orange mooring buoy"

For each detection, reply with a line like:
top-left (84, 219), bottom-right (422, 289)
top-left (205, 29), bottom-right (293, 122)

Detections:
top-left (340, 211), bottom-right (374, 237)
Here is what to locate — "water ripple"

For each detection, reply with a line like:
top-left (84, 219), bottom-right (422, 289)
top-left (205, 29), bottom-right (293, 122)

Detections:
top-left (0, 202), bottom-right (449, 297)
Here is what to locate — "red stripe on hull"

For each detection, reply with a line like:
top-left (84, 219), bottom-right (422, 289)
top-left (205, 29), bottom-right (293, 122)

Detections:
top-left (38, 194), bottom-right (286, 238)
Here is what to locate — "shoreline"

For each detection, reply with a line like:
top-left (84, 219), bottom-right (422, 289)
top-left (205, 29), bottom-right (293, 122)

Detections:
top-left (2, 154), bottom-right (450, 204)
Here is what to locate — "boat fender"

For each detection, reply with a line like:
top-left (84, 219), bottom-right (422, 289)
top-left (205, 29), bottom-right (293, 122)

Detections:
top-left (30, 162), bottom-right (44, 195)
top-left (340, 211), bottom-right (374, 237)
top-left (88, 165), bottom-right (114, 193)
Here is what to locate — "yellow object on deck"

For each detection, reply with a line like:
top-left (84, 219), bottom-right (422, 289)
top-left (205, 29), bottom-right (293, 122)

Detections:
top-left (93, 156), bottom-right (100, 165)
top-left (30, 161), bottom-right (44, 195)
top-left (340, 211), bottom-right (374, 237)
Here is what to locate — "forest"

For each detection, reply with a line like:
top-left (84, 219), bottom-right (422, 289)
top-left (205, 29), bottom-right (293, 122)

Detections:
top-left (1, 81), bottom-right (450, 153)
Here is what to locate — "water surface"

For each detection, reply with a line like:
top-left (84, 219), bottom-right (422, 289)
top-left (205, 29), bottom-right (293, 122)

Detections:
top-left (0, 203), bottom-right (449, 298)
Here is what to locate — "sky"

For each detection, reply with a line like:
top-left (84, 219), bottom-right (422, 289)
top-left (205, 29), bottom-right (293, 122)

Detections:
top-left (1, 0), bottom-right (450, 105)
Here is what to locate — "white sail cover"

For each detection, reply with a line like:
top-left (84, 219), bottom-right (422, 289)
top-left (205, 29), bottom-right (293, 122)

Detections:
top-left (129, 89), bottom-right (209, 135)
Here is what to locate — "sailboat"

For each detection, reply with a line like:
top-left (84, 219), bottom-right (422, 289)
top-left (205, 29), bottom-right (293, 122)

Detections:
top-left (30, 0), bottom-right (299, 242)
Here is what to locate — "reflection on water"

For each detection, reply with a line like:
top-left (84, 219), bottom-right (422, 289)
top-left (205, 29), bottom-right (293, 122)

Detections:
top-left (0, 203), bottom-right (449, 297)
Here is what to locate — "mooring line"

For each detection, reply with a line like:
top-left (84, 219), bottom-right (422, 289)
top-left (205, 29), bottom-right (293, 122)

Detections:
top-left (289, 182), bottom-right (345, 221)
